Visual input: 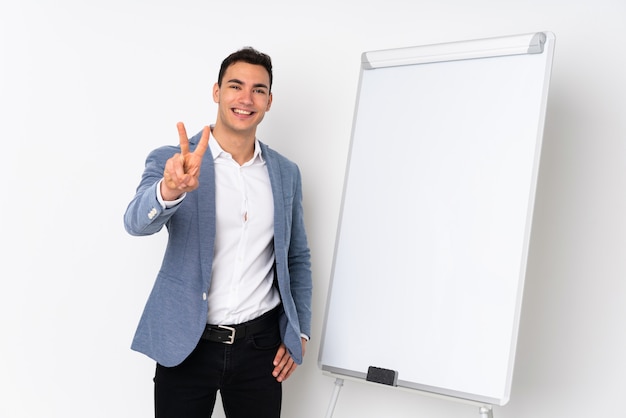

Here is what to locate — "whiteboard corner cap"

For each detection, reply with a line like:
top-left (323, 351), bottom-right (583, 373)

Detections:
top-left (361, 52), bottom-right (374, 69)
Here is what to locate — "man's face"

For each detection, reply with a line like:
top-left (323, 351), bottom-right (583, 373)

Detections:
top-left (213, 61), bottom-right (273, 136)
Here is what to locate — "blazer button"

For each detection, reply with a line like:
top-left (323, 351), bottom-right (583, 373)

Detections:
top-left (202, 292), bottom-right (207, 301)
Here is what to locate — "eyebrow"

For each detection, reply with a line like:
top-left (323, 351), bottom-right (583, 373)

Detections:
top-left (226, 78), bottom-right (269, 90)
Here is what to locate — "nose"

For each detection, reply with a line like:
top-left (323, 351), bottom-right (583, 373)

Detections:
top-left (239, 89), bottom-right (253, 105)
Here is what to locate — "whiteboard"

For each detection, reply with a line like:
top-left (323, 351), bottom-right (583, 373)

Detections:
top-left (318, 32), bottom-right (555, 406)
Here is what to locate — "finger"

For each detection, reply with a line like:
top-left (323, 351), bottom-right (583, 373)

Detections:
top-left (177, 122), bottom-right (190, 155)
top-left (277, 359), bottom-right (297, 382)
top-left (272, 346), bottom-right (288, 377)
top-left (272, 345), bottom-right (295, 382)
top-left (273, 344), bottom-right (287, 367)
top-left (174, 153), bottom-right (187, 180)
top-left (164, 153), bottom-right (187, 186)
top-left (193, 126), bottom-right (210, 157)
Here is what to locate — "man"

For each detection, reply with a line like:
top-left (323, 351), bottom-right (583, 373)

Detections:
top-left (124, 47), bottom-right (312, 418)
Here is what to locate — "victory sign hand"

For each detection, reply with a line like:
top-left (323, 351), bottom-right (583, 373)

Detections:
top-left (161, 122), bottom-right (210, 201)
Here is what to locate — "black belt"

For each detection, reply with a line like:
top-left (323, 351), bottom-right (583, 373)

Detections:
top-left (202, 306), bottom-right (280, 344)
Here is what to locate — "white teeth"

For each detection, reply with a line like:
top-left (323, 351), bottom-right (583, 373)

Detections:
top-left (233, 109), bottom-right (252, 115)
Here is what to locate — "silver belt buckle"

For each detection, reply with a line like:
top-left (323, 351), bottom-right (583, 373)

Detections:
top-left (218, 325), bottom-right (236, 344)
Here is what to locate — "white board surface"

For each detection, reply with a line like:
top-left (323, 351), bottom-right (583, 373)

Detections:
top-left (319, 32), bottom-right (555, 406)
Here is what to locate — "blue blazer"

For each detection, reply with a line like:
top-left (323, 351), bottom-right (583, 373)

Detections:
top-left (124, 130), bottom-right (312, 367)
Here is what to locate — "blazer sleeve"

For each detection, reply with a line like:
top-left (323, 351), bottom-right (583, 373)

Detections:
top-left (124, 145), bottom-right (181, 236)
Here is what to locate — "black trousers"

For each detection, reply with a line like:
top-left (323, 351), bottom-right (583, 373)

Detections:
top-left (154, 318), bottom-right (282, 418)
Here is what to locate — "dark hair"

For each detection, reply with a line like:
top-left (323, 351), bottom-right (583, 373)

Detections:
top-left (217, 47), bottom-right (273, 90)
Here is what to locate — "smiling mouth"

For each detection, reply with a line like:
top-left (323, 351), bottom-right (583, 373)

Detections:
top-left (233, 108), bottom-right (253, 116)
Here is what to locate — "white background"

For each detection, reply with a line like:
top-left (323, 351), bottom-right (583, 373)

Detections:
top-left (1, 1), bottom-right (624, 417)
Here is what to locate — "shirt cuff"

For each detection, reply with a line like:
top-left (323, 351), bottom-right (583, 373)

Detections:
top-left (156, 179), bottom-right (186, 209)
top-left (300, 333), bottom-right (310, 341)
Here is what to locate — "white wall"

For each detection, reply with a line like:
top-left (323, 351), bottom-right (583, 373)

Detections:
top-left (1, 1), bottom-right (624, 417)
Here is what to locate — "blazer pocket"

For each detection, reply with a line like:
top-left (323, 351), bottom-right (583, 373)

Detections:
top-left (157, 270), bottom-right (185, 285)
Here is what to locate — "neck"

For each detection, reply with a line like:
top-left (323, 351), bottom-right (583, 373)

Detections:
top-left (212, 123), bottom-right (256, 165)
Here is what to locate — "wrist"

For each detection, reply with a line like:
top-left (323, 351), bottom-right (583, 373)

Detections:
top-left (160, 179), bottom-right (183, 201)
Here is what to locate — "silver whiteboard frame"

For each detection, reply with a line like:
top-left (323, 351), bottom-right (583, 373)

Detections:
top-left (319, 31), bottom-right (556, 408)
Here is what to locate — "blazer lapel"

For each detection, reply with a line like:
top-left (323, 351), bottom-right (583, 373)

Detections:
top-left (196, 145), bottom-right (217, 285)
top-left (262, 143), bottom-right (286, 259)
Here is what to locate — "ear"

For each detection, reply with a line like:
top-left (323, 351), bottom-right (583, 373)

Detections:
top-left (266, 92), bottom-right (273, 111)
top-left (212, 82), bottom-right (220, 103)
